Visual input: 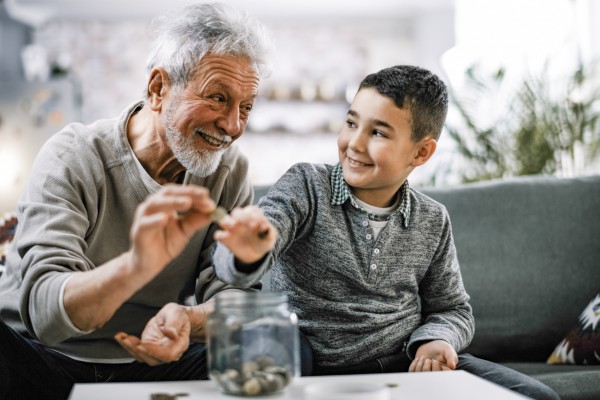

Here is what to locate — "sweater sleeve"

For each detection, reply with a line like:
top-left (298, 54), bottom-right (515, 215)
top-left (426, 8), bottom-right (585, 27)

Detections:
top-left (195, 146), bottom-right (261, 302)
top-left (213, 163), bottom-right (316, 288)
top-left (17, 128), bottom-right (107, 345)
top-left (406, 208), bottom-right (475, 358)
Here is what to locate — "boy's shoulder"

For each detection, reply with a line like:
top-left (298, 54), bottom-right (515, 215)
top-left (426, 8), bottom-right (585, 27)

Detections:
top-left (282, 162), bottom-right (334, 185)
top-left (408, 185), bottom-right (448, 218)
top-left (288, 161), bottom-right (333, 174)
top-left (267, 162), bottom-right (334, 201)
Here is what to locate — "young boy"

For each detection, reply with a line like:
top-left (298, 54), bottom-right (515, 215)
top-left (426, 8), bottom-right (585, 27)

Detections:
top-left (212, 65), bottom-right (559, 400)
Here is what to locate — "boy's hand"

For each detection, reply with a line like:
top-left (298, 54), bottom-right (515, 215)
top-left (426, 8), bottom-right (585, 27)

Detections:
top-left (409, 340), bottom-right (458, 372)
top-left (213, 205), bottom-right (276, 263)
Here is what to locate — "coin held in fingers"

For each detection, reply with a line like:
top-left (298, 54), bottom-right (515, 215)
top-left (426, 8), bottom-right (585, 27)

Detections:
top-left (210, 206), bottom-right (269, 239)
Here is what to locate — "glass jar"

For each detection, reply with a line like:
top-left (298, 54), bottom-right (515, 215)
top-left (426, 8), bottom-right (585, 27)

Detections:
top-left (207, 291), bottom-right (300, 396)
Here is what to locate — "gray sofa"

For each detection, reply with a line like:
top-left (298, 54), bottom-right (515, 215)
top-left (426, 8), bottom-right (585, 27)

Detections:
top-left (254, 173), bottom-right (600, 400)
top-left (420, 174), bottom-right (600, 400)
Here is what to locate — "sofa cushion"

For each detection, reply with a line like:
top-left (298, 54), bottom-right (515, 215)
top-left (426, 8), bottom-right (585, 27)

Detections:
top-left (532, 369), bottom-right (600, 400)
top-left (547, 291), bottom-right (600, 365)
top-left (495, 363), bottom-right (600, 400)
top-left (421, 175), bottom-right (600, 362)
top-left (501, 362), bottom-right (600, 376)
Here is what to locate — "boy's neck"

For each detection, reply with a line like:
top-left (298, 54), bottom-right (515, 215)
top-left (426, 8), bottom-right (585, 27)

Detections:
top-left (354, 192), bottom-right (400, 212)
top-left (350, 183), bottom-right (404, 208)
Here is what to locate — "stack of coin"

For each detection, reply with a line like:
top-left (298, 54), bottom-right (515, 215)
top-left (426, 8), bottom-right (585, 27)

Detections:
top-left (211, 355), bottom-right (293, 396)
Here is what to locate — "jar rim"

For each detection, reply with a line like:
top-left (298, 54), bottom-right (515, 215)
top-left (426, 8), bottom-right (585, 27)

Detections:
top-left (213, 291), bottom-right (288, 308)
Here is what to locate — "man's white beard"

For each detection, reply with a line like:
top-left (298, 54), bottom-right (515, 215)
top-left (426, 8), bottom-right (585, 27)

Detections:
top-left (164, 103), bottom-right (225, 178)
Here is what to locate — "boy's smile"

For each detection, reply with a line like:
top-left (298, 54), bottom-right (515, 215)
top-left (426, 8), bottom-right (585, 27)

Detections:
top-left (338, 87), bottom-right (435, 207)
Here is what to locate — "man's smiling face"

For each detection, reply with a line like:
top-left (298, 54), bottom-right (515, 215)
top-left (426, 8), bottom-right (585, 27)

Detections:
top-left (164, 53), bottom-right (259, 177)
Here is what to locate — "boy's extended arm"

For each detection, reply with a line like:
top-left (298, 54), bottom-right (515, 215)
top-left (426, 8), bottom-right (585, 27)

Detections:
top-left (213, 164), bottom-right (316, 287)
top-left (213, 205), bottom-right (276, 264)
top-left (211, 205), bottom-right (277, 287)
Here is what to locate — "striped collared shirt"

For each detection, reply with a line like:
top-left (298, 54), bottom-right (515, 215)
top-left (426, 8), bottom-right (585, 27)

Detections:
top-left (330, 162), bottom-right (411, 228)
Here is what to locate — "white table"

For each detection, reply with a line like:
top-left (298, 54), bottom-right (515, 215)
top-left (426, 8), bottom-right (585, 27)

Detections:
top-left (69, 370), bottom-right (530, 400)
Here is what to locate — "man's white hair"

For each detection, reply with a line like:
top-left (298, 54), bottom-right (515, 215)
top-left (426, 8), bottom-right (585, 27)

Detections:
top-left (145, 2), bottom-right (273, 94)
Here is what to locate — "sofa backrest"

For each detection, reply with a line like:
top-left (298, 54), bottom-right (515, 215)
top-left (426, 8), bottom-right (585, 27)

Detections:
top-left (421, 174), bottom-right (600, 362)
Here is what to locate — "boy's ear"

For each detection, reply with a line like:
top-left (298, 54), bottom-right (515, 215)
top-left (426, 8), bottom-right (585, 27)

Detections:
top-left (147, 68), bottom-right (170, 111)
top-left (411, 137), bottom-right (437, 167)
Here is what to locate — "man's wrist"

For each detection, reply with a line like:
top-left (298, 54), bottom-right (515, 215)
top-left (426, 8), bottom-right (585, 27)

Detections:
top-left (186, 301), bottom-right (215, 341)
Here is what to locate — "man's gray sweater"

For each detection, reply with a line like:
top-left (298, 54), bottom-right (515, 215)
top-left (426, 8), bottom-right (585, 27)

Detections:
top-left (0, 101), bottom-right (253, 361)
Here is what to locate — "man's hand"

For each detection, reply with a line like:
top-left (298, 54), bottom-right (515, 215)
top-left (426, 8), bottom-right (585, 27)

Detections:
top-left (409, 340), bottom-right (458, 372)
top-left (64, 185), bottom-right (216, 333)
top-left (213, 205), bottom-right (276, 264)
top-left (128, 184), bottom-right (216, 280)
top-left (115, 303), bottom-right (191, 366)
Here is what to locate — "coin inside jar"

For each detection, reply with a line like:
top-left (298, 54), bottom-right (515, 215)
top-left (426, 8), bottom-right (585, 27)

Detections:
top-left (211, 356), bottom-right (293, 396)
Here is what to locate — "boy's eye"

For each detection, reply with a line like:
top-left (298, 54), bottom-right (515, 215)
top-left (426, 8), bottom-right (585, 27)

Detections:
top-left (346, 120), bottom-right (356, 128)
top-left (373, 130), bottom-right (386, 137)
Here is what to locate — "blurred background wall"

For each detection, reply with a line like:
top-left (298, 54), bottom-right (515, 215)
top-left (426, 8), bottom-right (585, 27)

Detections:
top-left (0, 0), bottom-right (598, 213)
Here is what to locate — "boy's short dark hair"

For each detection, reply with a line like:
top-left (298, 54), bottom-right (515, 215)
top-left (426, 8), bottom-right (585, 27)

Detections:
top-left (358, 65), bottom-right (448, 142)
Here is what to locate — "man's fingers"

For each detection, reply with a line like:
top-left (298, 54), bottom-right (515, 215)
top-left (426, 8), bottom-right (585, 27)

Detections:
top-left (115, 334), bottom-right (149, 363)
top-left (121, 342), bottom-right (165, 366)
top-left (141, 342), bottom-right (186, 363)
top-left (160, 326), bottom-right (179, 341)
top-left (115, 333), bottom-right (165, 365)
top-left (137, 186), bottom-right (214, 218)
top-left (129, 345), bottom-right (165, 366)
top-left (160, 184), bottom-right (210, 202)
top-left (115, 332), bottom-right (140, 347)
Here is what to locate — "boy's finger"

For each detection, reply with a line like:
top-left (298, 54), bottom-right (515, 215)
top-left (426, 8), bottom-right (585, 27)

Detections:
top-left (423, 358), bottom-right (432, 371)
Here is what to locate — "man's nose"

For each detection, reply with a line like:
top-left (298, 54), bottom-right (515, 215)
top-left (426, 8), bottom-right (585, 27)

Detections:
top-left (216, 106), bottom-right (241, 137)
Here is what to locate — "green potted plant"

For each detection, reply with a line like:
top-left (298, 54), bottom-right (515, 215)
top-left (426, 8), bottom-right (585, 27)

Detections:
top-left (445, 59), bottom-right (600, 183)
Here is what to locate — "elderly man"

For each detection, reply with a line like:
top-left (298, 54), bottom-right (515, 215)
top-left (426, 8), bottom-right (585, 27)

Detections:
top-left (0, 3), bottom-right (273, 399)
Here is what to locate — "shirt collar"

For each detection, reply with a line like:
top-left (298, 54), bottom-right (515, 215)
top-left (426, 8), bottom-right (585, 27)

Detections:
top-left (330, 163), bottom-right (411, 228)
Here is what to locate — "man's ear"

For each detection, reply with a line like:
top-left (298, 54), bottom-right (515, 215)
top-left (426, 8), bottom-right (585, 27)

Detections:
top-left (147, 68), bottom-right (170, 111)
top-left (411, 137), bottom-right (437, 167)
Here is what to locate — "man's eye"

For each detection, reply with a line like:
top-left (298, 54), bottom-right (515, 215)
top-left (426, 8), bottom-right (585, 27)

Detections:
top-left (211, 95), bottom-right (225, 102)
top-left (243, 104), bottom-right (253, 112)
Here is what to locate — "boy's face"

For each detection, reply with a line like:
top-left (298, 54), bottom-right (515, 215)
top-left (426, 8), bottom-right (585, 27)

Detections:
top-left (338, 87), bottom-right (430, 207)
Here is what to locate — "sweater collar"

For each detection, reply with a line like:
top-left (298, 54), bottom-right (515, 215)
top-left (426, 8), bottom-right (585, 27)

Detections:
top-left (330, 163), bottom-right (411, 228)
